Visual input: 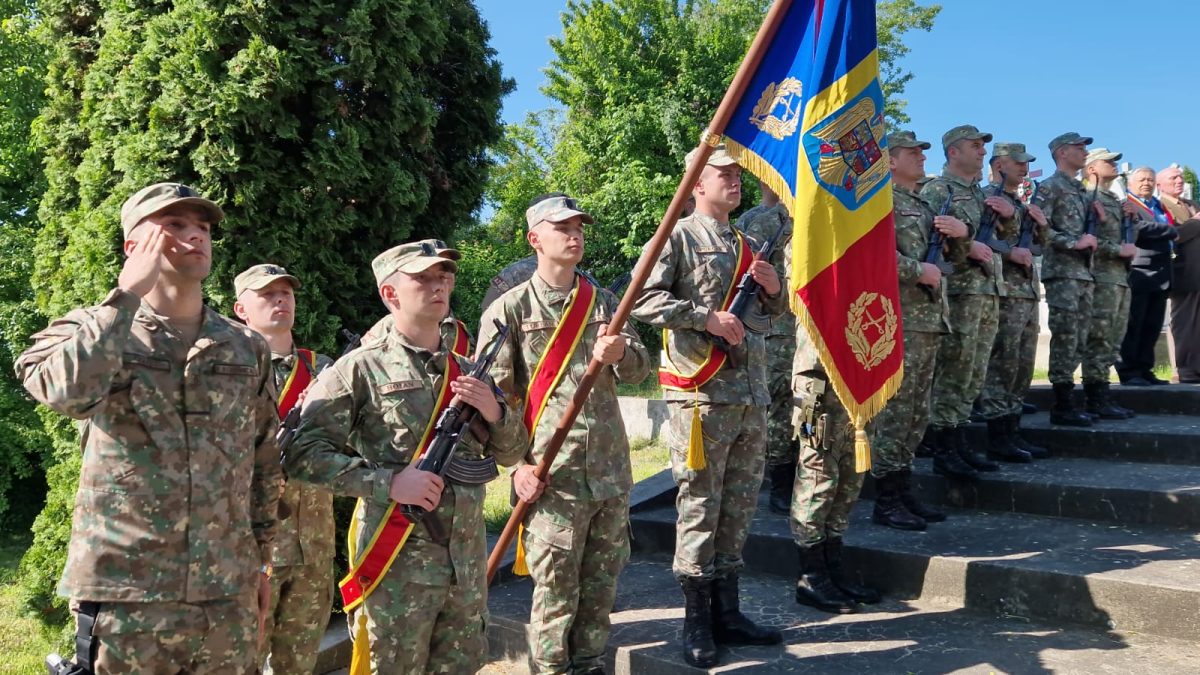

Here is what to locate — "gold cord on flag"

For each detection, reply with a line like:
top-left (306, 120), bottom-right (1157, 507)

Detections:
top-left (512, 524), bottom-right (530, 576)
top-left (685, 391), bottom-right (707, 471)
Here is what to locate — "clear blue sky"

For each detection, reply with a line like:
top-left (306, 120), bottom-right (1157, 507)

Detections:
top-left (478, 0), bottom-right (1197, 177)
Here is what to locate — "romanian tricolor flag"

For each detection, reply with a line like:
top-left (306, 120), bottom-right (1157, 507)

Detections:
top-left (724, 0), bottom-right (902, 471)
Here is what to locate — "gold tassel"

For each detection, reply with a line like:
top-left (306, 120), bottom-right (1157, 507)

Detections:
top-left (349, 613), bottom-right (371, 675)
top-left (853, 426), bottom-right (872, 473)
top-left (685, 401), bottom-right (707, 471)
top-left (512, 523), bottom-right (530, 576)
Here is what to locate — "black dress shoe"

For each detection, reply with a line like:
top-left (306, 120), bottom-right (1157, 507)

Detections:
top-left (1121, 377), bottom-right (1151, 387)
top-left (1144, 372), bottom-right (1169, 386)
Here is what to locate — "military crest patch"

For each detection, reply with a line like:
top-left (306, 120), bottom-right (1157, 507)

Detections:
top-left (802, 81), bottom-right (889, 209)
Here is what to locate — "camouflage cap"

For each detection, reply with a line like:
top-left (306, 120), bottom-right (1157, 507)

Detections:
top-left (1085, 147), bottom-right (1122, 164)
top-left (685, 142), bottom-right (739, 169)
top-left (992, 142), bottom-right (1037, 163)
top-left (886, 130), bottom-right (931, 150)
top-left (941, 125), bottom-right (993, 149)
top-left (372, 239), bottom-right (460, 287)
top-left (525, 194), bottom-right (595, 230)
top-left (120, 182), bottom-right (224, 239)
top-left (234, 264), bottom-right (300, 298)
top-left (1048, 132), bottom-right (1093, 154)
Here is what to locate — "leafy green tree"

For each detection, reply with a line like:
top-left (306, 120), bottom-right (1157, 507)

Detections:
top-left (1183, 165), bottom-right (1199, 201)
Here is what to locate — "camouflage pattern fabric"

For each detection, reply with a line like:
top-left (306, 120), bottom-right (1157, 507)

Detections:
top-left (1084, 282), bottom-right (1132, 383)
top-left (1087, 188), bottom-right (1130, 287)
top-left (920, 171), bottom-right (1012, 298)
top-left (870, 330), bottom-right (940, 477)
top-left (930, 294), bottom-right (1001, 427)
top-left (1044, 278), bottom-right (1095, 384)
top-left (1034, 170), bottom-right (1095, 283)
top-left (362, 314), bottom-right (474, 350)
top-left (995, 188), bottom-right (1044, 300)
top-left (891, 184), bottom-right (953, 334)
top-left (980, 297), bottom-right (1039, 419)
top-left (260, 562), bottom-right (333, 675)
top-left (15, 288), bottom-right (281, 603)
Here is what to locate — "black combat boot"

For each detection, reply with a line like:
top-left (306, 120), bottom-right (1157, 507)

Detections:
top-left (915, 425), bottom-right (936, 458)
top-left (711, 572), bottom-right (783, 645)
top-left (1102, 382), bottom-right (1136, 418)
top-left (824, 537), bottom-right (882, 604)
top-left (1050, 383), bottom-right (1092, 427)
top-left (767, 462), bottom-right (796, 515)
top-left (931, 426), bottom-right (979, 480)
top-left (986, 417), bottom-right (1032, 463)
top-left (871, 472), bottom-right (927, 531)
top-left (898, 468), bottom-right (945, 522)
top-left (679, 577), bottom-right (718, 667)
top-left (1084, 381), bottom-right (1130, 420)
top-left (1007, 414), bottom-right (1048, 459)
top-left (795, 542), bottom-right (858, 614)
top-left (954, 425), bottom-right (999, 471)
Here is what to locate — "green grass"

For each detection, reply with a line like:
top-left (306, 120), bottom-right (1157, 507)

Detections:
top-left (484, 437), bottom-right (671, 534)
top-left (616, 378), bottom-right (662, 399)
top-left (1032, 363), bottom-right (1175, 384)
top-left (0, 534), bottom-right (65, 675)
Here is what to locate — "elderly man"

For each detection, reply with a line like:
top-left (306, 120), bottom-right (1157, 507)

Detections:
top-left (1159, 167), bottom-right (1200, 382)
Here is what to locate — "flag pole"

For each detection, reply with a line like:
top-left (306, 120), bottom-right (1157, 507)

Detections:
top-left (486, 0), bottom-right (796, 584)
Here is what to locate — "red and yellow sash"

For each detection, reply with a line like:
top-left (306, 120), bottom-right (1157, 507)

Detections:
top-left (451, 318), bottom-right (471, 357)
top-left (338, 355), bottom-right (462, 612)
top-left (277, 348), bottom-right (317, 417)
top-left (658, 231), bottom-right (753, 391)
top-left (522, 275), bottom-right (597, 438)
top-left (1127, 195), bottom-right (1174, 225)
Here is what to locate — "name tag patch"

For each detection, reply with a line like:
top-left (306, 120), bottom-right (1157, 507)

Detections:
top-left (380, 380), bottom-right (423, 395)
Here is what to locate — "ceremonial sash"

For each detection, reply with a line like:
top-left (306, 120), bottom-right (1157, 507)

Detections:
top-left (1128, 195), bottom-right (1174, 225)
top-left (338, 355), bottom-right (462, 612)
top-left (451, 318), bottom-right (471, 357)
top-left (277, 348), bottom-right (316, 417)
top-left (658, 231), bottom-right (753, 391)
top-left (522, 275), bottom-right (597, 438)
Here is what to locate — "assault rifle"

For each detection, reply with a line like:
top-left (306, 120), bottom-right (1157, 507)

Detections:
top-left (1016, 181), bottom-right (1043, 254)
top-left (401, 319), bottom-right (510, 544)
top-left (1081, 183), bottom-right (1101, 269)
top-left (920, 193), bottom-right (955, 301)
top-left (1122, 212), bottom-right (1136, 245)
top-left (276, 329), bottom-right (361, 463)
top-left (973, 171), bottom-right (1012, 272)
top-left (712, 214), bottom-right (788, 366)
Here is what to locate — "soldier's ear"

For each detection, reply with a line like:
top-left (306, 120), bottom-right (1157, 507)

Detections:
top-left (379, 283), bottom-right (399, 312)
top-left (232, 301), bottom-right (248, 322)
top-left (122, 238), bottom-right (138, 256)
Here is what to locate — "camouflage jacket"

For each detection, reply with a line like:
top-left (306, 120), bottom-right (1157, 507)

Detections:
top-left (272, 349), bottom-right (335, 568)
top-left (362, 314), bottom-right (472, 351)
top-left (892, 184), bottom-right (951, 333)
top-left (1034, 170), bottom-right (1095, 282)
top-left (284, 327), bottom-right (525, 589)
top-left (1092, 188), bottom-right (1131, 287)
top-left (735, 203), bottom-right (795, 339)
top-left (921, 170), bottom-right (1014, 297)
top-left (479, 272), bottom-right (650, 501)
top-left (993, 186), bottom-right (1045, 300)
top-left (16, 289), bottom-right (280, 602)
top-left (631, 212), bottom-right (787, 405)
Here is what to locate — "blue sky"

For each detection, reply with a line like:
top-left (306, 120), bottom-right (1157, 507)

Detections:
top-left (477, 0), bottom-right (1197, 177)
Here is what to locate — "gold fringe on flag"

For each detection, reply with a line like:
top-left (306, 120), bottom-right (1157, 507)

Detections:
top-left (349, 612), bottom-right (371, 675)
top-left (685, 398), bottom-right (707, 471)
top-left (512, 523), bottom-right (530, 576)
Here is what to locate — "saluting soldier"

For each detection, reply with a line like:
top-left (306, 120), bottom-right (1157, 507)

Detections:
top-left (284, 242), bottom-right (526, 672)
top-left (632, 144), bottom-right (785, 668)
top-left (232, 263), bottom-right (335, 675)
top-left (16, 183), bottom-right (281, 673)
top-left (479, 193), bottom-right (650, 674)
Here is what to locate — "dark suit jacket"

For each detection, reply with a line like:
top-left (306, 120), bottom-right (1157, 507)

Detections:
top-left (1170, 198), bottom-right (1200, 294)
top-left (1129, 200), bottom-right (1180, 292)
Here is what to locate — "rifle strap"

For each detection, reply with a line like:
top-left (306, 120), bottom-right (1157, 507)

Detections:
top-left (73, 601), bottom-right (101, 673)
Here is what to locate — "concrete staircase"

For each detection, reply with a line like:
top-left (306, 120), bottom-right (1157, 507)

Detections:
top-left (484, 384), bottom-right (1200, 673)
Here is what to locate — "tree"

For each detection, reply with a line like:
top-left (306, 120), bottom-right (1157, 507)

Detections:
top-left (876, 0), bottom-right (941, 124)
top-left (22, 0), bottom-right (510, 627)
top-left (1183, 165), bottom-right (1199, 201)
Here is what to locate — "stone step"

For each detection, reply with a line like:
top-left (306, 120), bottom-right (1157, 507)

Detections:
top-left (630, 495), bottom-right (1200, 642)
top-left (1022, 383), bottom-right (1200, 416)
top-left (967, 412), bottom-right (1200, 465)
top-left (486, 555), bottom-right (1200, 674)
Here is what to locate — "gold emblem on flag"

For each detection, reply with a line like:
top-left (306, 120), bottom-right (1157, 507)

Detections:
top-left (749, 78), bottom-right (803, 140)
top-left (845, 291), bottom-right (897, 370)
top-left (810, 97), bottom-right (888, 201)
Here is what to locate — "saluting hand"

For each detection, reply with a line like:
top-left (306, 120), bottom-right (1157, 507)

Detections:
top-left (749, 260), bottom-right (781, 295)
top-left (117, 223), bottom-right (168, 298)
top-left (451, 376), bottom-right (502, 423)
top-left (592, 324), bottom-right (626, 365)
top-left (389, 464), bottom-right (445, 511)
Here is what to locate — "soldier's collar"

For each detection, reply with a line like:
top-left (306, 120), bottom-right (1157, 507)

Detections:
top-left (691, 211), bottom-right (734, 236)
top-left (530, 270), bottom-right (577, 303)
top-left (1054, 169), bottom-right (1083, 188)
top-left (940, 170), bottom-right (978, 189)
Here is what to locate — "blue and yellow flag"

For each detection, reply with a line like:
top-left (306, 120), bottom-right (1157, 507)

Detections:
top-left (724, 0), bottom-right (902, 471)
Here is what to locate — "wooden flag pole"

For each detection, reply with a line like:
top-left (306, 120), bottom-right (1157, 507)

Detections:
top-left (486, 0), bottom-right (795, 584)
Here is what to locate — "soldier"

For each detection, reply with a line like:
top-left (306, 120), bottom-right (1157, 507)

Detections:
top-left (1081, 149), bottom-right (1138, 418)
top-left (632, 144), bottom-right (785, 668)
top-left (1034, 133), bottom-right (1100, 426)
top-left (16, 183), bottom-right (280, 672)
top-left (869, 131), bottom-right (970, 533)
top-left (921, 125), bottom-right (1017, 474)
top-left (734, 180), bottom-right (796, 514)
top-left (480, 193), bottom-right (650, 674)
top-left (284, 242), bottom-right (526, 672)
top-left (979, 144), bottom-right (1052, 460)
top-left (232, 263), bottom-right (334, 675)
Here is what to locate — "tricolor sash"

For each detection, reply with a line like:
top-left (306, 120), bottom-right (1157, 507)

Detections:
top-left (523, 274), bottom-right (597, 438)
top-left (658, 231), bottom-right (753, 391)
top-left (451, 318), bottom-right (471, 357)
top-left (338, 354), bottom-right (462, 611)
top-left (277, 348), bottom-right (317, 417)
top-left (1128, 195), bottom-right (1174, 225)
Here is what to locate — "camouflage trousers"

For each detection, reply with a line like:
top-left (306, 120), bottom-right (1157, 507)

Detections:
top-left (666, 401), bottom-right (767, 580)
top-left (348, 552), bottom-right (487, 673)
top-left (980, 297), bottom-right (1038, 419)
top-left (790, 375), bottom-right (866, 544)
top-left (259, 562), bottom-right (334, 675)
top-left (521, 489), bottom-right (630, 674)
top-left (82, 590), bottom-right (257, 674)
top-left (765, 335), bottom-right (799, 466)
top-left (931, 294), bottom-right (1000, 427)
top-left (1083, 282), bottom-right (1131, 383)
top-left (870, 330), bottom-right (941, 477)
top-left (1044, 278), bottom-right (1095, 384)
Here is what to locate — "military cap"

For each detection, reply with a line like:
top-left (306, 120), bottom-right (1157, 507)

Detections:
top-left (372, 239), bottom-right (460, 287)
top-left (234, 264), bottom-right (300, 298)
top-left (1085, 147), bottom-right (1122, 164)
top-left (525, 194), bottom-right (595, 230)
top-left (992, 142), bottom-right (1037, 162)
top-left (685, 142), bottom-right (739, 169)
top-left (1048, 132), bottom-right (1093, 154)
top-left (941, 125), bottom-right (993, 149)
top-left (886, 130), bottom-right (931, 150)
top-left (120, 182), bottom-right (224, 239)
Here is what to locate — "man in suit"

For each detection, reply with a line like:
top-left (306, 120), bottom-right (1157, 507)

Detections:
top-left (1159, 167), bottom-right (1200, 383)
top-left (1118, 167), bottom-right (1178, 385)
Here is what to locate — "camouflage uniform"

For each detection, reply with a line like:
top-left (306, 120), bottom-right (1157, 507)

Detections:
top-left (285, 327), bottom-right (526, 673)
top-left (631, 211), bottom-right (786, 580)
top-left (1083, 189), bottom-right (1132, 383)
top-left (16, 288), bottom-right (280, 673)
top-left (480, 273), bottom-right (650, 674)
top-left (260, 349), bottom-right (336, 675)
